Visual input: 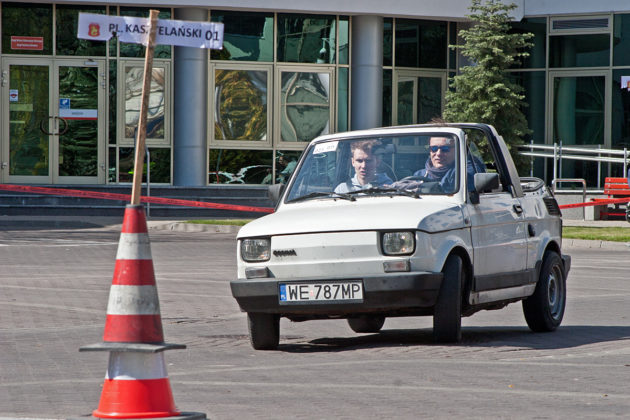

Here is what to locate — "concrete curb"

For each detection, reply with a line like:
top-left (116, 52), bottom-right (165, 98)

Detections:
top-left (148, 221), bottom-right (242, 233)
top-left (563, 238), bottom-right (630, 250)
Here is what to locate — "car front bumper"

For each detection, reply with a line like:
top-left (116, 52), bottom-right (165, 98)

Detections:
top-left (230, 272), bottom-right (443, 315)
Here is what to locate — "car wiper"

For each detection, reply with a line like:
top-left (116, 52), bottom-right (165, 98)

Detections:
top-left (286, 191), bottom-right (356, 203)
top-left (346, 186), bottom-right (421, 199)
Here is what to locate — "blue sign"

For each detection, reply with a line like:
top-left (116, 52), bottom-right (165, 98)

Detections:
top-left (59, 98), bottom-right (71, 109)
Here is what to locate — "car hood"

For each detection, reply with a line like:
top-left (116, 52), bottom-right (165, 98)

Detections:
top-left (238, 197), bottom-right (465, 238)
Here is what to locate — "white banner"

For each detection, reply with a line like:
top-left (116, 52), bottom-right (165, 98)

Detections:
top-left (77, 13), bottom-right (223, 49)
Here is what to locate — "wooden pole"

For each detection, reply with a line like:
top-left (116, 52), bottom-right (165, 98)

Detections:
top-left (130, 9), bottom-right (159, 205)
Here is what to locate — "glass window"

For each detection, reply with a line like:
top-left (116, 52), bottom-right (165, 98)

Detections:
top-left (210, 11), bottom-right (273, 62)
top-left (280, 71), bottom-right (331, 142)
top-left (383, 18), bottom-right (393, 67)
top-left (613, 14), bottom-right (630, 66)
top-left (395, 19), bottom-right (447, 68)
top-left (119, 7), bottom-right (171, 58)
top-left (510, 71), bottom-right (546, 143)
top-left (56, 5), bottom-right (106, 56)
top-left (285, 134), bottom-right (461, 202)
top-left (268, 150), bottom-right (302, 184)
top-left (448, 22), bottom-right (457, 70)
top-left (109, 61), bottom-right (117, 145)
top-left (510, 17), bottom-right (546, 69)
top-left (337, 68), bottom-right (349, 132)
top-left (108, 147), bottom-right (116, 183)
top-left (1, 3), bottom-right (53, 55)
top-left (612, 69), bottom-right (630, 149)
top-left (339, 16), bottom-right (349, 65)
top-left (277, 14), bottom-right (337, 63)
top-left (383, 69), bottom-right (392, 127)
top-left (117, 147), bottom-right (170, 183)
top-left (214, 69), bottom-right (269, 141)
top-left (549, 34), bottom-right (609, 67)
top-left (209, 149), bottom-right (273, 184)
top-left (122, 64), bottom-right (167, 145)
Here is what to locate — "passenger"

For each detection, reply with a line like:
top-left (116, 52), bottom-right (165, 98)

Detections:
top-left (335, 140), bottom-right (393, 193)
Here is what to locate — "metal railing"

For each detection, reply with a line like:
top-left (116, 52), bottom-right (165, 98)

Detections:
top-left (519, 141), bottom-right (629, 190)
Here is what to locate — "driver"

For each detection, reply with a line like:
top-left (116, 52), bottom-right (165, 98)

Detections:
top-left (335, 140), bottom-right (393, 193)
top-left (412, 136), bottom-right (458, 193)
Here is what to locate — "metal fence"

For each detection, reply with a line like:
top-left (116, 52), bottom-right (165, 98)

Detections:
top-left (519, 141), bottom-right (629, 190)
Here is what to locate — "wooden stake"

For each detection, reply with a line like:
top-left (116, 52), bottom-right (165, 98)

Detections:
top-left (130, 9), bottom-right (159, 205)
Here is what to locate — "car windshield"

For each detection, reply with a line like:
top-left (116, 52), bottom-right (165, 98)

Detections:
top-left (285, 134), bottom-right (461, 203)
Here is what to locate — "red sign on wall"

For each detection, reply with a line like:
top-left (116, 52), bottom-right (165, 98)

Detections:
top-left (11, 36), bottom-right (44, 51)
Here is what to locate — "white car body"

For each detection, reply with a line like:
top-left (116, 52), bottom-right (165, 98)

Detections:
top-left (231, 124), bottom-right (570, 349)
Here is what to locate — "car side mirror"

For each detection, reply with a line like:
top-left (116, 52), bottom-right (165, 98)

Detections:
top-left (268, 183), bottom-right (285, 205)
top-left (474, 172), bottom-right (500, 193)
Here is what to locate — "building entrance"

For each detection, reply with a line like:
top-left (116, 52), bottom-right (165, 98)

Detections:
top-left (2, 58), bottom-right (106, 184)
top-left (393, 70), bottom-right (446, 125)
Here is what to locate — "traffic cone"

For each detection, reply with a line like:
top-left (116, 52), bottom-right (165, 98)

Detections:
top-left (80, 205), bottom-right (204, 420)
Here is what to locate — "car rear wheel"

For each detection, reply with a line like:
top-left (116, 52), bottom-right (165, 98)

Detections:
top-left (433, 254), bottom-right (463, 343)
top-left (247, 312), bottom-right (280, 350)
top-left (523, 250), bottom-right (566, 332)
top-left (347, 315), bottom-right (386, 333)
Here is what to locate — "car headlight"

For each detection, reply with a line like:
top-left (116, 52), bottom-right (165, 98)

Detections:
top-left (241, 238), bottom-right (271, 262)
top-left (382, 232), bottom-right (415, 255)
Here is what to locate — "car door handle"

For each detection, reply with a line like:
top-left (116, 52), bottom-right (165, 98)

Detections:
top-left (513, 204), bottom-right (523, 214)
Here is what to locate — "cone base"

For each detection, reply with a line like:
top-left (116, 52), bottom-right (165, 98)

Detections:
top-left (93, 377), bottom-right (178, 419)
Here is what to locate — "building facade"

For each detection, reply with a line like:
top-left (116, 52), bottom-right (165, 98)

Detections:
top-left (1, 1), bottom-right (630, 188)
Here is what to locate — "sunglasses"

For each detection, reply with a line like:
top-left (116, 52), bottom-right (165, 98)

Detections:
top-left (429, 145), bottom-right (451, 153)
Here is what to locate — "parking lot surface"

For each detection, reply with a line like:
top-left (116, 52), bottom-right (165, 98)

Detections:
top-left (1, 222), bottom-right (629, 419)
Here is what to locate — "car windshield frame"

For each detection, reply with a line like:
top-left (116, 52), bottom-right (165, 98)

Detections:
top-left (284, 132), bottom-right (461, 204)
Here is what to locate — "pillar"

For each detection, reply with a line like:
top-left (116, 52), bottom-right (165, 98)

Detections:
top-left (173, 8), bottom-right (208, 186)
top-left (351, 15), bottom-right (383, 130)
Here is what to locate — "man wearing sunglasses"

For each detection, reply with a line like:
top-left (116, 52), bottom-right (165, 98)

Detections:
top-left (411, 136), bottom-right (458, 193)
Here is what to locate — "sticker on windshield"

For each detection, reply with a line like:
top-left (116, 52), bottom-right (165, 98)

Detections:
top-left (313, 141), bottom-right (338, 154)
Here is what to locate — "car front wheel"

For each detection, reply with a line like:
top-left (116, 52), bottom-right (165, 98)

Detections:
top-left (433, 254), bottom-right (463, 343)
top-left (247, 312), bottom-right (280, 350)
top-left (522, 250), bottom-right (566, 332)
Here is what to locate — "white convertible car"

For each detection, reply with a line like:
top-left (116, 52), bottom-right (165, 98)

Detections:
top-left (231, 123), bottom-right (571, 350)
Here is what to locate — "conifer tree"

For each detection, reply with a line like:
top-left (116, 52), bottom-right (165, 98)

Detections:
top-left (443, 0), bottom-right (533, 170)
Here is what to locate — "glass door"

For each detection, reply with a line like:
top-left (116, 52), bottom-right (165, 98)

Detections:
top-left (549, 71), bottom-right (608, 185)
top-left (393, 70), bottom-right (446, 125)
top-left (54, 59), bottom-right (105, 183)
top-left (2, 58), bottom-right (105, 184)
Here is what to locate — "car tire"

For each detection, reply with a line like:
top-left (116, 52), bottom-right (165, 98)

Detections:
top-left (433, 254), bottom-right (463, 343)
top-left (522, 250), bottom-right (566, 332)
top-left (247, 312), bottom-right (280, 350)
top-left (347, 315), bottom-right (386, 333)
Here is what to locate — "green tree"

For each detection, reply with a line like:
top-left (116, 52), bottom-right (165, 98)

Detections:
top-left (443, 0), bottom-right (533, 171)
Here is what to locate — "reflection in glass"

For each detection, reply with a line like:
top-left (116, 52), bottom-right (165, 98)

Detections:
top-left (509, 18), bottom-right (546, 69)
top-left (125, 66), bottom-right (165, 140)
top-left (109, 61), bottom-right (117, 144)
top-left (281, 72), bottom-right (330, 142)
top-left (397, 79), bottom-right (414, 125)
top-left (383, 69), bottom-right (392, 126)
top-left (383, 18), bottom-right (393, 67)
top-left (338, 16), bottom-right (350, 65)
top-left (211, 11), bottom-right (273, 61)
top-left (214, 70), bottom-right (268, 141)
top-left (337, 68), bottom-right (349, 132)
top-left (549, 34), bottom-right (609, 68)
top-left (395, 19), bottom-right (447, 69)
top-left (56, 5), bottom-right (106, 56)
top-left (612, 69), bottom-right (630, 149)
top-left (418, 77), bottom-right (442, 123)
top-left (614, 15), bottom-right (630, 66)
top-left (209, 149), bottom-right (273, 184)
top-left (1, 3), bottom-right (53, 55)
top-left (58, 66), bottom-right (99, 177)
top-left (9, 65), bottom-right (49, 176)
top-left (277, 14), bottom-right (336, 63)
top-left (267, 150), bottom-right (302, 184)
top-left (553, 76), bottom-right (605, 185)
top-left (118, 147), bottom-right (171, 183)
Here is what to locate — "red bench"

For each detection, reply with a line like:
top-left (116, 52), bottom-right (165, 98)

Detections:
top-left (593, 177), bottom-right (630, 219)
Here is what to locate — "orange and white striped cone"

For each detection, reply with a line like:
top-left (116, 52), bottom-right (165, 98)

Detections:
top-left (81, 205), bottom-right (203, 420)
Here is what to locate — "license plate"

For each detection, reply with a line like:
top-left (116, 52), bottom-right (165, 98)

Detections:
top-left (279, 281), bottom-right (363, 303)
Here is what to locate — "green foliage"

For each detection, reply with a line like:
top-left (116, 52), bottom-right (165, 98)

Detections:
top-left (443, 0), bottom-right (533, 170)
